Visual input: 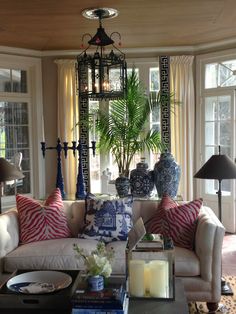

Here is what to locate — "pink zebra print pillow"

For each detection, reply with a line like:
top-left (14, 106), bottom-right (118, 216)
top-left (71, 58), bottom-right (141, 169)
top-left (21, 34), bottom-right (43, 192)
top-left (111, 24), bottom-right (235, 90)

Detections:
top-left (145, 194), bottom-right (202, 250)
top-left (16, 188), bottom-right (71, 244)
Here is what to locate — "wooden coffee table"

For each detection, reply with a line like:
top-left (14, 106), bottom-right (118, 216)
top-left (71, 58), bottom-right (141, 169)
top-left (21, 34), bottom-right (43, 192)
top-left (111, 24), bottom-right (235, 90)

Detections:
top-left (129, 278), bottom-right (189, 314)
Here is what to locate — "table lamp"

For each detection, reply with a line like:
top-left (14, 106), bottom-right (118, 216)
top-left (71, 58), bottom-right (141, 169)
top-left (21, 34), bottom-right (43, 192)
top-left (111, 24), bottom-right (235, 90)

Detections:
top-left (194, 145), bottom-right (236, 295)
top-left (0, 157), bottom-right (24, 213)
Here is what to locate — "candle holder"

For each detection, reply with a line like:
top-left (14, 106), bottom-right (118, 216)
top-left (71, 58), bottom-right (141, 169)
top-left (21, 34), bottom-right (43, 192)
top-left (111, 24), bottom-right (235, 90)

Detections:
top-left (126, 236), bottom-right (175, 300)
top-left (41, 138), bottom-right (66, 199)
top-left (41, 138), bottom-right (96, 200)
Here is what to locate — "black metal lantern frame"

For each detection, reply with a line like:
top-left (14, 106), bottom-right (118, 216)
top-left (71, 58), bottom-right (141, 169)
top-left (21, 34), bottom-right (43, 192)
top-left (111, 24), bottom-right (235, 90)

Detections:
top-left (77, 8), bottom-right (127, 100)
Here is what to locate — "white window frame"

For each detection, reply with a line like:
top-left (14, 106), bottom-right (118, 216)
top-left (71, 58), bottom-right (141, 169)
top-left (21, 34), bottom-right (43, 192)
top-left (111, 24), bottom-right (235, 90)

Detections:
top-left (196, 48), bottom-right (236, 231)
top-left (0, 54), bottom-right (44, 210)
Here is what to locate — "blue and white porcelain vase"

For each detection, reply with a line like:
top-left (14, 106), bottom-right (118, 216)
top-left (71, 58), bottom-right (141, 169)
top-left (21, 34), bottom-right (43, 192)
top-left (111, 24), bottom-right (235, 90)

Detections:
top-left (154, 152), bottom-right (181, 198)
top-left (130, 159), bottom-right (154, 198)
top-left (88, 275), bottom-right (104, 292)
top-left (115, 175), bottom-right (130, 198)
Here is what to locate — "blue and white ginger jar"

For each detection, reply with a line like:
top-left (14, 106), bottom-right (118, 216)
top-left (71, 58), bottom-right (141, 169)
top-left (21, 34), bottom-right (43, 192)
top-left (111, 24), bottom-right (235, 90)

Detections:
top-left (154, 152), bottom-right (181, 198)
top-left (115, 175), bottom-right (130, 198)
top-left (130, 160), bottom-right (154, 197)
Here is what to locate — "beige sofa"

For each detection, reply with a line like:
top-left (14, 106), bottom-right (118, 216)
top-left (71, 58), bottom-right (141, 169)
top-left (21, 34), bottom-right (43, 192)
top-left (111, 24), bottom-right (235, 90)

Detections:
top-left (0, 199), bottom-right (224, 309)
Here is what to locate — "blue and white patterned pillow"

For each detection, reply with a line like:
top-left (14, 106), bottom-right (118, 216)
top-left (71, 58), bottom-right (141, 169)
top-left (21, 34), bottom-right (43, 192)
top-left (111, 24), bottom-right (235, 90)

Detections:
top-left (80, 195), bottom-right (133, 243)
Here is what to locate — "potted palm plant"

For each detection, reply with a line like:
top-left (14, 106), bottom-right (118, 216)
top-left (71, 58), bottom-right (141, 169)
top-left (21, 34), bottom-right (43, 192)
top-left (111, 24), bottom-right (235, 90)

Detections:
top-left (95, 69), bottom-right (165, 197)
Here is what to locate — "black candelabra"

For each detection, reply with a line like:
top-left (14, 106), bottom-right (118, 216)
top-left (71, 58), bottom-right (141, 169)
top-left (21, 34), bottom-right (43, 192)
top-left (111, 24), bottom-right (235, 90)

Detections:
top-left (41, 138), bottom-right (96, 199)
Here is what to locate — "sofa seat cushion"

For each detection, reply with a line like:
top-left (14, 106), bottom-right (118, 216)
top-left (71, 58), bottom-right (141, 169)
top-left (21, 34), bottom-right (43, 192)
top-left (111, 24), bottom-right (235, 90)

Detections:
top-left (175, 246), bottom-right (200, 277)
top-left (3, 238), bottom-right (99, 273)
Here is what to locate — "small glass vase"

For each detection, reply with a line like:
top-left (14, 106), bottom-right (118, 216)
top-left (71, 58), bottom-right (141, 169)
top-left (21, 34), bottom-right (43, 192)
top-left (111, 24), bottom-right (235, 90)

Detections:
top-left (87, 275), bottom-right (104, 292)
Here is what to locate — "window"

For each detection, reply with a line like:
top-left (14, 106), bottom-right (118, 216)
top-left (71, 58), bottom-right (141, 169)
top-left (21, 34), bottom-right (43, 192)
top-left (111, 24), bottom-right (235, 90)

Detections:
top-left (204, 95), bottom-right (232, 195)
top-left (89, 62), bottom-right (161, 193)
top-left (0, 66), bottom-right (30, 196)
top-left (0, 101), bottom-right (30, 195)
top-left (0, 54), bottom-right (44, 210)
top-left (196, 51), bottom-right (236, 232)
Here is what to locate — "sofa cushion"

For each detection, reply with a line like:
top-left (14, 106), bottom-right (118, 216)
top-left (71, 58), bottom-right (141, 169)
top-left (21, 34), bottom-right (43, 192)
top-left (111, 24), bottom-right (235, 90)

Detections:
top-left (80, 195), bottom-right (133, 243)
top-left (16, 188), bottom-right (71, 244)
top-left (3, 238), bottom-right (126, 275)
top-left (3, 238), bottom-right (98, 272)
top-left (146, 195), bottom-right (202, 250)
top-left (175, 246), bottom-right (200, 276)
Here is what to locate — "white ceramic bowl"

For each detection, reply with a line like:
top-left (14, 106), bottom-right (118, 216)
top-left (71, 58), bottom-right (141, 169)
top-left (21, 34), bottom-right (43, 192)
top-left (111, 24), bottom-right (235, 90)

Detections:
top-left (7, 271), bottom-right (72, 294)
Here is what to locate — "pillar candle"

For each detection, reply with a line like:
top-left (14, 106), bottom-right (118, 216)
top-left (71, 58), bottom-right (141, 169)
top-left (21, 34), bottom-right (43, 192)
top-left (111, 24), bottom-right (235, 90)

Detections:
top-left (149, 260), bottom-right (169, 298)
top-left (129, 260), bottom-right (145, 297)
top-left (144, 262), bottom-right (150, 294)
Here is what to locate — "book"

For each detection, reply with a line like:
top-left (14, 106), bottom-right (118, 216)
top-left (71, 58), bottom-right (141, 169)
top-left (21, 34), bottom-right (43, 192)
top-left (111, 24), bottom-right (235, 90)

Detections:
top-left (71, 277), bottom-right (126, 309)
top-left (72, 290), bottom-right (126, 309)
top-left (71, 294), bottom-right (129, 314)
top-left (136, 233), bottom-right (164, 249)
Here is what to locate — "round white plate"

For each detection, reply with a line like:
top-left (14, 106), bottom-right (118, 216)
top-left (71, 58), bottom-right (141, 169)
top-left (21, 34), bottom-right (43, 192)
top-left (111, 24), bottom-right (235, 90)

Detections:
top-left (7, 271), bottom-right (72, 294)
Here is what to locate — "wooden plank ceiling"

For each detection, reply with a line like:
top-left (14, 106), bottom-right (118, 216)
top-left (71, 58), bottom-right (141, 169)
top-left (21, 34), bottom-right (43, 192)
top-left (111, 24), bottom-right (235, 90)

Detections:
top-left (0, 0), bottom-right (236, 51)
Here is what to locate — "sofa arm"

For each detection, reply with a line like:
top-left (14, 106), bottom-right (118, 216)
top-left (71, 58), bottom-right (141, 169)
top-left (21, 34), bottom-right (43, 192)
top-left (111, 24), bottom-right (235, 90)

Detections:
top-left (0, 210), bottom-right (19, 261)
top-left (195, 206), bottom-right (225, 283)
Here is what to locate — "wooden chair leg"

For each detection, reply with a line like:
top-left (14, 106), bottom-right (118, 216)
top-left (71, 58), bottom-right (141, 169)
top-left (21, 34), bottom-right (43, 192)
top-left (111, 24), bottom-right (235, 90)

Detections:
top-left (206, 302), bottom-right (218, 313)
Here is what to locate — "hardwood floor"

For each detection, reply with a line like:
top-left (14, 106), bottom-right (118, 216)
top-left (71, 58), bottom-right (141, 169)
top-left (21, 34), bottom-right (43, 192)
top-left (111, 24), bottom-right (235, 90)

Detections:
top-left (222, 233), bottom-right (236, 276)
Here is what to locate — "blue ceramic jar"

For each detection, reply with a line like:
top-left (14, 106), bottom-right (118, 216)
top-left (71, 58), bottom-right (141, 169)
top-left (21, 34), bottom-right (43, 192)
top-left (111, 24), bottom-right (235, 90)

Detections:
top-left (154, 152), bottom-right (181, 198)
top-left (130, 159), bottom-right (154, 198)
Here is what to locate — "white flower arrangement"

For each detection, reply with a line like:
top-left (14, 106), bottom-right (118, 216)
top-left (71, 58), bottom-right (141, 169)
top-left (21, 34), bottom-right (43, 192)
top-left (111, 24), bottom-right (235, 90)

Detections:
top-left (73, 242), bottom-right (114, 278)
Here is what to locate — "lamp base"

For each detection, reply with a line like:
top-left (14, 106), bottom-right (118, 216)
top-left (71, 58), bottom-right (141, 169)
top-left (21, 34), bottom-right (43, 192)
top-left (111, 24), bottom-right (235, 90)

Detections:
top-left (221, 277), bottom-right (233, 295)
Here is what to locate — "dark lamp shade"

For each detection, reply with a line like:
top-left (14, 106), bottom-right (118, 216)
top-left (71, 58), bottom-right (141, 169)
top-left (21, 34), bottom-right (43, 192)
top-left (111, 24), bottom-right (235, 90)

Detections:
top-left (0, 158), bottom-right (24, 182)
top-left (194, 155), bottom-right (236, 180)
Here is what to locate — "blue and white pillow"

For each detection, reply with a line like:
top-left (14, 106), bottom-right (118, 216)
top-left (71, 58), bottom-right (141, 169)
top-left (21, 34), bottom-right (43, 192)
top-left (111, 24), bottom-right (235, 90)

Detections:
top-left (80, 195), bottom-right (133, 243)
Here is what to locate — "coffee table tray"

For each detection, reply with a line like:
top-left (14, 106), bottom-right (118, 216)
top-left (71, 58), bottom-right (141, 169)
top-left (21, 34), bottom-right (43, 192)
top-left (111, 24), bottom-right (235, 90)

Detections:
top-left (0, 269), bottom-right (80, 310)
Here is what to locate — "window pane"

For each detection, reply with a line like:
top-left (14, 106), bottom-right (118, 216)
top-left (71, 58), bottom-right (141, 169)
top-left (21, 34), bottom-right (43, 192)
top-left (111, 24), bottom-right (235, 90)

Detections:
top-left (205, 122), bottom-right (216, 145)
top-left (0, 69), bottom-right (11, 92)
top-left (218, 95), bottom-right (230, 120)
top-left (205, 60), bottom-right (236, 88)
top-left (150, 67), bottom-right (159, 91)
top-left (219, 121), bottom-right (231, 146)
top-left (89, 100), bottom-right (100, 193)
top-left (205, 63), bottom-right (218, 88)
top-left (219, 60), bottom-right (236, 87)
top-left (12, 70), bottom-right (27, 93)
top-left (0, 69), bottom-right (27, 93)
top-left (205, 146), bottom-right (215, 161)
top-left (152, 107), bottom-right (160, 124)
top-left (205, 97), bottom-right (217, 121)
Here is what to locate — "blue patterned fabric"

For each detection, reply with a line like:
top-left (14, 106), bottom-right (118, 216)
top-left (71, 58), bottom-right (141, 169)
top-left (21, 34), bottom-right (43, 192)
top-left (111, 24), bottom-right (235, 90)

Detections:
top-left (80, 195), bottom-right (133, 243)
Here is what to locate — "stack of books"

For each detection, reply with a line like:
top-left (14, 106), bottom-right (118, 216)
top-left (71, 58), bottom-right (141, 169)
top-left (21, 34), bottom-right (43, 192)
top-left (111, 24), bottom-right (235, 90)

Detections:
top-left (71, 277), bottom-right (128, 314)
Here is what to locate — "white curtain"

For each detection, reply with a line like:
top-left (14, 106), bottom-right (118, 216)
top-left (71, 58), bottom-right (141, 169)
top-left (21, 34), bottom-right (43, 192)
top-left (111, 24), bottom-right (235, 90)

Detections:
top-left (55, 59), bottom-right (78, 197)
top-left (170, 56), bottom-right (195, 201)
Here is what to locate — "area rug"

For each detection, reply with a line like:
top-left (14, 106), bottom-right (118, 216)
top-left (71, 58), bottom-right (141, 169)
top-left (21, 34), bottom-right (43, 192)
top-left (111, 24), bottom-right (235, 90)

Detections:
top-left (188, 276), bottom-right (236, 313)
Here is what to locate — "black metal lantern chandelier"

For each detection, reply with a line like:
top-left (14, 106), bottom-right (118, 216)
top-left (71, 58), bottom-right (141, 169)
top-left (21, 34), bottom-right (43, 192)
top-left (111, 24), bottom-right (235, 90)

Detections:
top-left (77, 8), bottom-right (127, 100)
